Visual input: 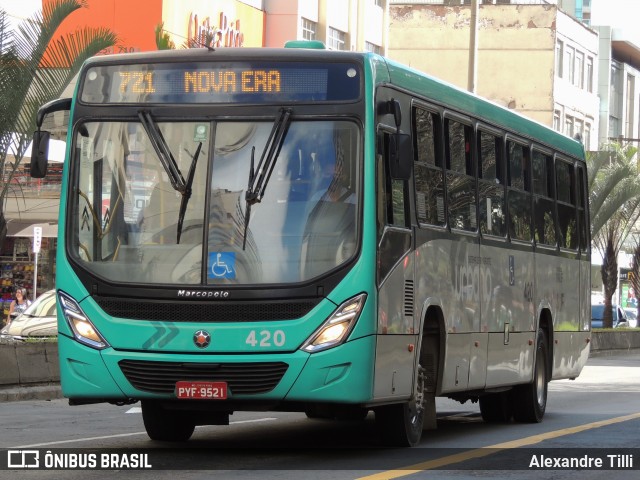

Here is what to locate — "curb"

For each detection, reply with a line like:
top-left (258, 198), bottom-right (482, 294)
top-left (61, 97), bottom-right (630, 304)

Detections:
top-left (0, 384), bottom-right (63, 402)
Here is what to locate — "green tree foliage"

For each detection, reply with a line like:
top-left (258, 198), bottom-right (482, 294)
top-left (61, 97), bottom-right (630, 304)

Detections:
top-left (588, 142), bottom-right (640, 328)
top-left (154, 22), bottom-right (175, 50)
top-left (0, 0), bottom-right (117, 244)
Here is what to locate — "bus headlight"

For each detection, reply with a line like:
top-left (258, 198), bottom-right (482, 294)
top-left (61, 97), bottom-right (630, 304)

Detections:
top-left (301, 293), bottom-right (367, 353)
top-left (58, 291), bottom-right (110, 350)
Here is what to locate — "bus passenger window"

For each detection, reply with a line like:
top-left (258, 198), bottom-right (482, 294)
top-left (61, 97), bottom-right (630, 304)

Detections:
top-left (478, 130), bottom-right (505, 237)
top-left (445, 119), bottom-right (475, 231)
top-left (413, 107), bottom-right (445, 226)
top-left (556, 159), bottom-right (577, 250)
top-left (577, 165), bottom-right (589, 251)
top-left (507, 141), bottom-right (531, 241)
top-left (532, 150), bottom-right (556, 246)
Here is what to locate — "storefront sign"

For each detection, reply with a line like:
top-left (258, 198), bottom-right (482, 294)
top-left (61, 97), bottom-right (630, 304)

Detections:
top-left (33, 227), bottom-right (42, 254)
top-left (187, 11), bottom-right (244, 48)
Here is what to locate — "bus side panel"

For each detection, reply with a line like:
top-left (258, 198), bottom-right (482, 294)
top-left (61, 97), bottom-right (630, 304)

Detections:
top-left (485, 246), bottom-right (535, 387)
top-left (374, 251), bottom-right (417, 400)
top-left (548, 252), bottom-right (590, 379)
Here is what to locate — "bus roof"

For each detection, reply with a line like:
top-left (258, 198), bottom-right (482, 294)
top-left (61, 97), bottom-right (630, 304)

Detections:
top-left (378, 55), bottom-right (585, 160)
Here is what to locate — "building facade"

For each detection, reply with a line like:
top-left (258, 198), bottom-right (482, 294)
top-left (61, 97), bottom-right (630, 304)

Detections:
top-left (387, 1), bottom-right (599, 150)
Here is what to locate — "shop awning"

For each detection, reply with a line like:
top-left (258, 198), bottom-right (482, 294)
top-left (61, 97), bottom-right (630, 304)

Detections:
top-left (6, 220), bottom-right (58, 238)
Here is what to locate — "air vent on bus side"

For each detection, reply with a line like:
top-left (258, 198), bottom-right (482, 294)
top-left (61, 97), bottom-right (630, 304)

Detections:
top-left (404, 279), bottom-right (414, 317)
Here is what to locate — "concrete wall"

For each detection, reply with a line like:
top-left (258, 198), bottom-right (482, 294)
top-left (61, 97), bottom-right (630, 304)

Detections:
top-left (0, 342), bottom-right (59, 387)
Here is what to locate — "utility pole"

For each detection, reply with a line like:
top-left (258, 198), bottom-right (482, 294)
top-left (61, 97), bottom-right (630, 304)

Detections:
top-left (467, 0), bottom-right (479, 93)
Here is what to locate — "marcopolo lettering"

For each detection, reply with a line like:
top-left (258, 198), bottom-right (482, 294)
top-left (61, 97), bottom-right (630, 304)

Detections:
top-left (177, 290), bottom-right (229, 298)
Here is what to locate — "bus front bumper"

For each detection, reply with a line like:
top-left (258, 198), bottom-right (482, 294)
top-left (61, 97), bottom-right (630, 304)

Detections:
top-left (58, 333), bottom-right (375, 406)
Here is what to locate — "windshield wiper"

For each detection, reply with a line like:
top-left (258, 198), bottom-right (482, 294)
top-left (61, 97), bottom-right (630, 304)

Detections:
top-left (138, 111), bottom-right (203, 243)
top-left (176, 142), bottom-right (203, 243)
top-left (242, 108), bottom-right (292, 249)
top-left (138, 111), bottom-right (187, 194)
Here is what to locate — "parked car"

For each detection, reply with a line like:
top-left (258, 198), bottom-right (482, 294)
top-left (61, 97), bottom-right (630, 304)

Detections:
top-left (0, 290), bottom-right (57, 340)
top-left (623, 307), bottom-right (638, 328)
top-left (591, 304), bottom-right (628, 329)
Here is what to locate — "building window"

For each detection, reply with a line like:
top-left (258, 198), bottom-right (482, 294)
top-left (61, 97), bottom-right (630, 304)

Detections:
top-left (586, 56), bottom-right (594, 92)
top-left (610, 62), bottom-right (622, 138)
top-left (328, 27), bottom-right (347, 51)
top-left (565, 46), bottom-right (575, 85)
top-left (584, 122), bottom-right (591, 151)
top-left (565, 115), bottom-right (574, 137)
top-left (301, 17), bottom-right (316, 41)
top-left (365, 42), bottom-right (381, 55)
top-left (626, 74), bottom-right (635, 139)
top-left (556, 40), bottom-right (564, 78)
top-left (553, 110), bottom-right (561, 132)
top-left (574, 119), bottom-right (583, 142)
top-left (374, 0), bottom-right (384, 7)
top-left (575, 51), bottom-right (584, 88)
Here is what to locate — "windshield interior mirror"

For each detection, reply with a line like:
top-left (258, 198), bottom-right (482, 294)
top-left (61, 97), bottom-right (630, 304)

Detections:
top-left (30, 130), bottom-right (50, 178)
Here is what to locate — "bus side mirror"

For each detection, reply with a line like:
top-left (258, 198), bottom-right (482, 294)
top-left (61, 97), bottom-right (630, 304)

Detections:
top-left (30, 130), bottom-right (50, 178)
top-left (388, 133), bottom-right (412, 180)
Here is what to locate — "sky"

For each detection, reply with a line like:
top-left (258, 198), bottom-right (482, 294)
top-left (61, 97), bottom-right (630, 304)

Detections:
top-left (0, 0), bottom-right (40, 30)
top-left (590, 0), bottom-right (640, 32)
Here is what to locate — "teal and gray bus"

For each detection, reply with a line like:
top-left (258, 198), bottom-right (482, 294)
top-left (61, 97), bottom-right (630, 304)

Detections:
top-left (32, 44), bottom-right (590, 447)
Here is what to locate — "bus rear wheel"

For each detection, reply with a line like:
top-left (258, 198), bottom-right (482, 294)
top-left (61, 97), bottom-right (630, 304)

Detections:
top-left (512, 328), bottom-right (548, 423)
top-left (376, 365), bottom-right (426, 447)
top-left (142, 400), bottom-right (196, 442)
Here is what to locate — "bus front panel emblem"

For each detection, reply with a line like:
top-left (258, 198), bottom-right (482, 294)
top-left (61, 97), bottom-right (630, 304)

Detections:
top-left (194, 330), bottom-right (211, 349)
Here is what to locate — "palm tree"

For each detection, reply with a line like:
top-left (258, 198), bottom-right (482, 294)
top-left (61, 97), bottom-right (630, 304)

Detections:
top-left (588, 142), bottom-right (640, 328)
top-left (155, 22), bottom-right (175, 50)
top-left (0, 0), bottom-right (117, 246)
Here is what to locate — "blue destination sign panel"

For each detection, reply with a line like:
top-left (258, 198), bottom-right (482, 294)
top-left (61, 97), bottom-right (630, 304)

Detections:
top-left (80, 61), bottom-right (361, 104)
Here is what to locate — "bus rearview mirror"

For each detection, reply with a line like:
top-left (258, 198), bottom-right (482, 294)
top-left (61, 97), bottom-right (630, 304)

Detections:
top-left (30, 130), bottom-right (50, 178)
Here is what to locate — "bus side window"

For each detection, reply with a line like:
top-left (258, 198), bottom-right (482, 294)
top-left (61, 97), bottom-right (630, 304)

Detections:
top-left (507, 140), bottom-right (532, 241)
top-left (532, 150), bottom-right (557, 246)
top-left (555, 159), bottom-right (577, 250)
top-left (445, 118), bottom-right (476, 231)
top-left (413, 107), bottom-right (445, 226)
top-left (478, 130), bottom-right (505, 237)
top-left (378, 132), bottom-right (408, 229)
top-left (576, 165), bottom-right (589, 252)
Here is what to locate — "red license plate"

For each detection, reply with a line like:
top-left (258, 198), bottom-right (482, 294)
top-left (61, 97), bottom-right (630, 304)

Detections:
top-left (175, 381), bottom-right (228, 399)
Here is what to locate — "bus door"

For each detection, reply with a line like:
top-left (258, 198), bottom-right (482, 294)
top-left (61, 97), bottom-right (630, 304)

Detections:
top-left (373, 93), bottom-right (416, 400)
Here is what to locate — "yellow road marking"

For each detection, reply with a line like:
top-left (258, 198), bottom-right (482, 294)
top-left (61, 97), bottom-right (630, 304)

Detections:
top-left (356, 412), bottom-right (640, 480)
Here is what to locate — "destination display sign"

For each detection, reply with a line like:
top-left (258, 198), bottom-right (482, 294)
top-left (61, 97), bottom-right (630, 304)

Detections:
top-left (79, 61), bottom-right (361, 104)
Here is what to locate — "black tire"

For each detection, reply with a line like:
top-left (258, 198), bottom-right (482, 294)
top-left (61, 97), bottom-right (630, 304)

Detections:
top-left (142, 401), bottom-right (196, 442)
top-left (513, 328), bottom-right (549, 423)
top-left (376, 365), bottom-right (426, 447)
top-left (479, 391), bottom-right (513, 423)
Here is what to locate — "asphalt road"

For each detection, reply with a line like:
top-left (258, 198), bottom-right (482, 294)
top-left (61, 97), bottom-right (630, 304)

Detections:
top-left (1, 350), bottom-right (639, 480)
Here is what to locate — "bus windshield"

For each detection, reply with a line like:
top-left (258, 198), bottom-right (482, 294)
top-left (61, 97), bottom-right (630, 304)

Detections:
top-left (70, 119), bottom-right (360, 285)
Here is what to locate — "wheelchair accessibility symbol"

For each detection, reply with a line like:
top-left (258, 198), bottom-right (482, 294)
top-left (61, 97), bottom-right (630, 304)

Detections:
top-left (208, 252), bottom-right (236, 279)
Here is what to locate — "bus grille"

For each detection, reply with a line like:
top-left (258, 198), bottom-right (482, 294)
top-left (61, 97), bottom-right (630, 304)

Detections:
top-left (95, 297), bottom-right (317, 322)
top-left (119, 360), bottom-right (289, 395)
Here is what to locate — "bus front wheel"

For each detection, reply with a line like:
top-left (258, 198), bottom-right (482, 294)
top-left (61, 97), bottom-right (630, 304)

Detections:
top-left (512, 328), bottom-right (549, 423)
top-left (142, 400), bottom-right (196, 442)
top-left (376, 365), bottom-right (426, 447)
